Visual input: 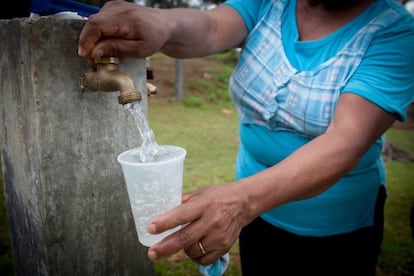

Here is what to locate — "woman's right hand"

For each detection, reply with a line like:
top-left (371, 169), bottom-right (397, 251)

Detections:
top-left (78, 0), bottom-right (173, 59)
top-left (78, 0), bottom-right (247, 60)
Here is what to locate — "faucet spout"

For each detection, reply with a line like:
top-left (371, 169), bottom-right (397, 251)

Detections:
top-left (80, 57), bottom-right (142, 104)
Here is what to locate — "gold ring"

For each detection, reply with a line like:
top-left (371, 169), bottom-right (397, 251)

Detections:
top-left (198, 241), bottom-right (207, 255)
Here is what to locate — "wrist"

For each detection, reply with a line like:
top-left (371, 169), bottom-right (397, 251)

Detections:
top-left (236, 178), bottom-right (263, 224)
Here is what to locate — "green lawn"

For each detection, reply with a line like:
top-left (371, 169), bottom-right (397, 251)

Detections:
top-left (0, 51), bottom-right (413, 275)
top-left (379, 129), bottom-right (414, 273)
top-left (0, 101), bottom-right (413, 276)
top-left (148, 98), bottom-right (414, 275)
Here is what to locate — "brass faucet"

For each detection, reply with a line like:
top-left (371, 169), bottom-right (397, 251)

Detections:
top-left (80, 57), bottom-right (142, 105)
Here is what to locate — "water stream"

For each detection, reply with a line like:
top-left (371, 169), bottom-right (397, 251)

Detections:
top-left (123, 102), bottom-right (225, 274)
top-left (124, 101), bottom-right (160, 162)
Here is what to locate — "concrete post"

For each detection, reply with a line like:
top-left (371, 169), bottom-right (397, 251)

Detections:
top-left (0, 17), bottom-right (154, 275)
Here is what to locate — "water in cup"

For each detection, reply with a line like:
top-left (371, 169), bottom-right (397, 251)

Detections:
top-left (118, 102), bottom-right (186, 247)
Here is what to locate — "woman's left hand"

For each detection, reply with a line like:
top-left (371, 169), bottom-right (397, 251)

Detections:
top-left (147, 182), bottom-right (251, 265)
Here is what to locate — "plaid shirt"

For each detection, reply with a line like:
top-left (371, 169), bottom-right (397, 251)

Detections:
top-left (229, 0), bottom-right (399, 138)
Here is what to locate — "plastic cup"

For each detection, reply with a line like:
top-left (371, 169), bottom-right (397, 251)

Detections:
top-left (117, 145), bottom-right (186, 247)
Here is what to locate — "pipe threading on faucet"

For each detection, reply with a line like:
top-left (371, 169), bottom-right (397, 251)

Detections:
top-left (80, 56), bottom-right (142, 105)
top-left (118, 92), bottom-right (142, 105)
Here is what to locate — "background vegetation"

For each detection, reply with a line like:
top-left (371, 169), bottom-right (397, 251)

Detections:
top-left (146, 52), bottom-right (414, 275)
top-left (0, 51), bottom-right (413, 275)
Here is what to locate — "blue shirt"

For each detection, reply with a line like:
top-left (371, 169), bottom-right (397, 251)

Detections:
top-left (223, 0), bottom-right (414, 236)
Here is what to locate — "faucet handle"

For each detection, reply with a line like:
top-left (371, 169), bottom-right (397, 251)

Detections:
top-left (146, 83), bottom-right (157, 97)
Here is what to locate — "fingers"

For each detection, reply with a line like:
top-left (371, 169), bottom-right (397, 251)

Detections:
top-left (148, 220), bottom-right (224, 265)
top-left (78, 1), bottom-right (141, 58)
top-left (181, 193), bottom-right (192, 203)
top-left (147, 184), bottom-right (247, 265)
top-left (148, 194), bottom-right (202, 235)
top-left (79, 15), bottom-right (133, 57)
top-left (78, 0), bottom-right (172, 60)
top-left (147, 220), bottom-right (201, 261)
top-left (77, 16), bottom-right (104, 57)
top-left (91, 38), bottom-right (159, 59)
top-left (147, 195), bottom-right (208, 261)
top-left (185, 240), bottom-right (215, 264)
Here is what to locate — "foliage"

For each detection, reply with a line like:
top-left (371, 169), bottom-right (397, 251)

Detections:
top-left (378, 130), bottom-right (414, 273)
top-left (181, 50), bottom-right (237, 108)
top-left (183, 96), bottom-right (204, 108)
top-left (0, 51), bottom-right (412, 275)
top-left (148, 92), bottom-right (414, 275)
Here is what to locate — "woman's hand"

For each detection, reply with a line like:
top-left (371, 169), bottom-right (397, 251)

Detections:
top-left (78, 0), bottom-right (173, 59)
top-left (147, 183), bottom-right (251, 265)
top-left (78, 1), bottom-right (247, 60)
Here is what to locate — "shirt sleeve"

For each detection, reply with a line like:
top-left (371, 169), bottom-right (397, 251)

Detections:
top-left (222, 0), bottom-right (269, 32)
top-left (343, 18), bottom-right (414, 121)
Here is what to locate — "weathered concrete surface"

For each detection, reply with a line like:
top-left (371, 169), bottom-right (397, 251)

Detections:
top-left (0, 17), bottom-right (154, 275)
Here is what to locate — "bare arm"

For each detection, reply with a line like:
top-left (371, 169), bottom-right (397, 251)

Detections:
top-left (160, 6), bottom-right (247, 58)
top-left (77, 0), bottom-right (247, 59)
top-left (147, 93), bottom-right (397, 264)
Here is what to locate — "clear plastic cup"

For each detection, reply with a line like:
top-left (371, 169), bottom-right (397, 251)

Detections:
top-left (117, 145), bottom-right (186, 247)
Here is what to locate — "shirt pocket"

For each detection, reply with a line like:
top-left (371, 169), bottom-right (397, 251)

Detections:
top-left (272, 72), bottom-right (341, 137)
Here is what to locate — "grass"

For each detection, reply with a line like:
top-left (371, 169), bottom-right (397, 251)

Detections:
top-left (147, 99), bottom-right (241, 275)
top-left (0, 51), bottom-right (413, 275)
top-left (379, 130), bottom-right (414, 273)
top-left (148, 52), bottom-right (414, 275)
top-left (148, 101), bottom-right (239, 192)
top-left (147, 96), bottom-right (414, 275)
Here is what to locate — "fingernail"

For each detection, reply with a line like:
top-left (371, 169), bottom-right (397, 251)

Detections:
top-left (147, 223), bottom-right (156, 234)
top-left (78, 47), bottom-right (85, 56)
top-left (148, 249), bottom-right (157, 261)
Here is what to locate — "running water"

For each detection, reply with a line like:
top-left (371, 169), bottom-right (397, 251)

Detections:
top-left (124, 101), bottom-right (160, 162)
top-left (123, 102), bottom-right (227, 275)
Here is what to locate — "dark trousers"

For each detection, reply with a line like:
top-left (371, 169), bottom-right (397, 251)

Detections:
top-left (239, 186), bottom-right (386, 276)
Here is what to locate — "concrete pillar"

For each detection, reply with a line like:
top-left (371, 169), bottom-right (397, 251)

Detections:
top-left (0, 17), bottom-right (154, 275)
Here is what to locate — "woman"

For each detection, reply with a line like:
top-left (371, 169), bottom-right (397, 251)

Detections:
top-left (78, 0), bottom-right (414, 274)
